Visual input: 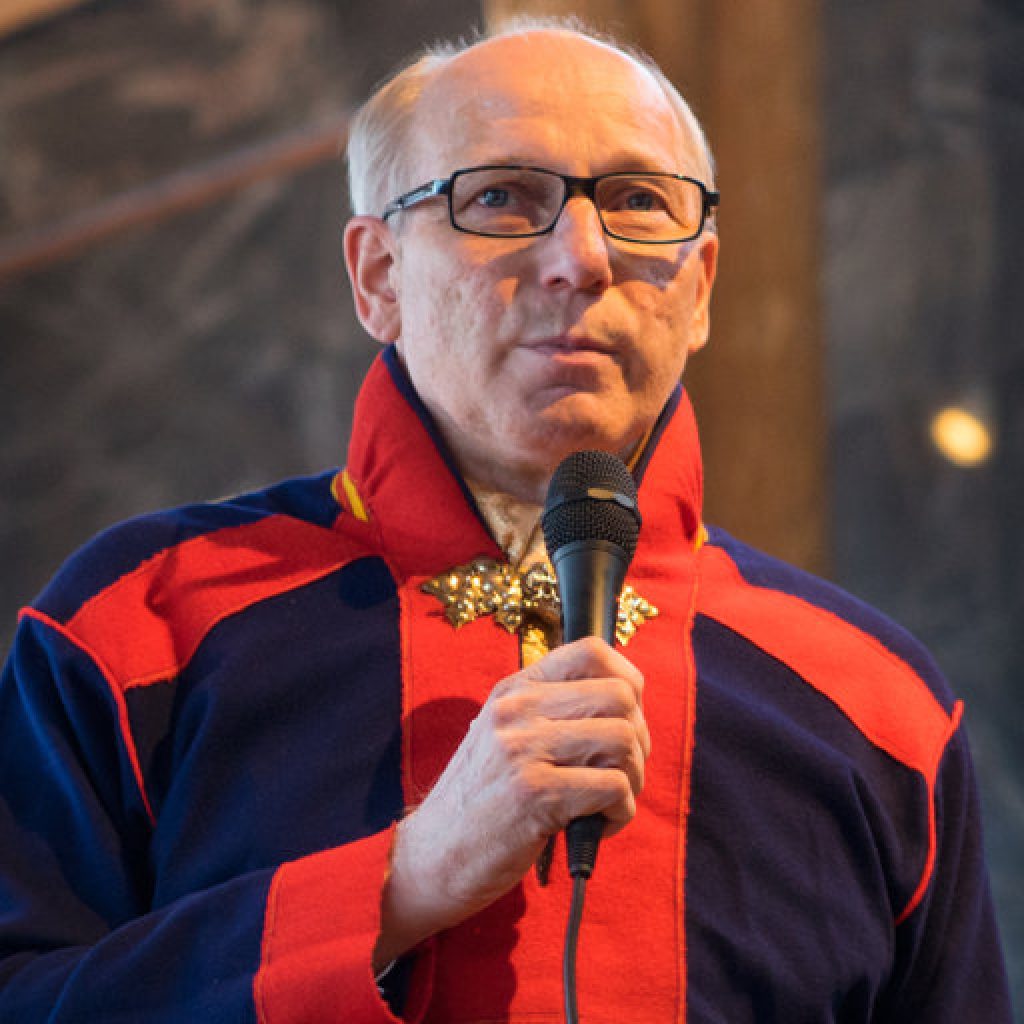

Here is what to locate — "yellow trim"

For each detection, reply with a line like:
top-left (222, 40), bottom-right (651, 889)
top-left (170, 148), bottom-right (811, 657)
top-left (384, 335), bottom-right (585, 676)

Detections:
top-left (337, 469), bottom-right (370, 522)
top-left (695, 523), bottom-right (708, 551)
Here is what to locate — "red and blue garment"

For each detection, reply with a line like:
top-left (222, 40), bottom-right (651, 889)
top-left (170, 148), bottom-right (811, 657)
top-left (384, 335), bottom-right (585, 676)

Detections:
top-left (0, 346), bottom-right (1011, 1021)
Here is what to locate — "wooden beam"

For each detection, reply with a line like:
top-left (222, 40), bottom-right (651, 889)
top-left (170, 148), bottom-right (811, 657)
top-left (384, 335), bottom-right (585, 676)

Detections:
top-left (0, 0), bottom-right (92, 40)
top-left (689, 0), bottom-right (827, 573)
top-left (0, 115), bottom-right (350, 281)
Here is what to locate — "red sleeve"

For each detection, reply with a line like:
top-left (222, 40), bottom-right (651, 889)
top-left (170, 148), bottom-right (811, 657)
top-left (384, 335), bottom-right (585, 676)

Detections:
top-left (255, 834), bottom-right (435, 1022)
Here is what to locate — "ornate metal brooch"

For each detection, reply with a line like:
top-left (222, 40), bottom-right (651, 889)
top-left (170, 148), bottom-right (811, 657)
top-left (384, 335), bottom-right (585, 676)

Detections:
top-left (421, 557), bottom-right (658, 646)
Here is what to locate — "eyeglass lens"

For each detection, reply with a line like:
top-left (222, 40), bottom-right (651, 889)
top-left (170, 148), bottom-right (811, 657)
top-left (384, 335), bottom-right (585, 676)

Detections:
top-left (450, 168), bottom-right (706, 241)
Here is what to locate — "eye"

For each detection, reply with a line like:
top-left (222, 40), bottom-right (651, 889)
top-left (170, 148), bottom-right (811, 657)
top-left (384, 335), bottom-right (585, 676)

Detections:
top-left (617, 187), bottom-right (668, 212)
top-left (628, 192), bottom-right (657, 210)
top-left (452, 169), bottom-right (559, 234)
top-left (478, 187), bottom-right (512, 208)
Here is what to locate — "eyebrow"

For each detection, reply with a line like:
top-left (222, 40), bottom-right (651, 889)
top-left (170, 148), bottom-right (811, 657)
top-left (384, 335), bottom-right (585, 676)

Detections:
top-left (461, 154), bottom-right (676, 174)
top-left (465, 155), bottom-right (545, 168)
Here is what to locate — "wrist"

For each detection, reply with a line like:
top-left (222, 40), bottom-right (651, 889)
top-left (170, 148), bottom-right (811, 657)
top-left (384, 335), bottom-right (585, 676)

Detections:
top-left (374, 815), bottom-right (451, 971)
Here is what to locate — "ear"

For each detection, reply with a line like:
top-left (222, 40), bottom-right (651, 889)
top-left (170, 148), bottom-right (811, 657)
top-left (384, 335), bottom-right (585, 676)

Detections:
top-left (343, 215), bottom-right (401, 344)
top-left (685, 231), bottom-right (719, 355)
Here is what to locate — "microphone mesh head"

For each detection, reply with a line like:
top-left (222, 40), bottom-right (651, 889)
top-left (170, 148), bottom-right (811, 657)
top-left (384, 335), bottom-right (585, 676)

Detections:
top-left (541, 450), bottom-right (641, 559)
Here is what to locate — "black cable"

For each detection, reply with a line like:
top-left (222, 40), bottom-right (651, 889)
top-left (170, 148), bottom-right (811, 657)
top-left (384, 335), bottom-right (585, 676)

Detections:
top-left (562, 873), bottom-right (588, 1024)
top-left (563, 813), bottom-right (602, 1022)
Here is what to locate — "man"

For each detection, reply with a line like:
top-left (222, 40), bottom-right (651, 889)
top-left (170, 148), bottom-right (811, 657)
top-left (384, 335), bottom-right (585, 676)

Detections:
top-left (0, 20), bottom-right (1011, 1023)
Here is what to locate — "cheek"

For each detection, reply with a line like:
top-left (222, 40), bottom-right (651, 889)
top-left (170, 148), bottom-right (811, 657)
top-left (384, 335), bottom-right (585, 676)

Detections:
top-left (400, 270), bottom-right (502, 402)
top-left (430, 279), bottom-right (495, 369)
top-left (621, 282), bottom-right (685, 369)
top-left (495, 276), bottom-right (519, 305)
top-left (611, 294), bottom-right (693, 418)
top-left (635, 263), bottom-right (705, 361)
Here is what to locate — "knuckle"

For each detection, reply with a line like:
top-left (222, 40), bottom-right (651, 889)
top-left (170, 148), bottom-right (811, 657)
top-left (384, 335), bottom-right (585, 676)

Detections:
top-left (615, 771), bottom-right (634, 801)
top-left (491, 671), bottom-right (524, 700)
top-left (511, 761), bottom-right (541, 798)
top-left (638, 718), bottom-right (652, 757)
top-left (490, 689), bottom-right (531, 729)
top-left (609, 677), bottom-right (637, 713)
top-left (600, 773), bottom-right (636, 824)
top-left (513, 763), bottom-right (558, 818)
top-left (569, 636), bottom-right (615, 671)
top-left (608, 718), bottom-right (637, 757)
top-left (494, 723), bottom-right (531, 765)
top-left (577, 635), bottom-right (607, 656)
top-left (604, 732), bottom-right (644, 794)
top-left (630, 746), bottom-right (646, 793)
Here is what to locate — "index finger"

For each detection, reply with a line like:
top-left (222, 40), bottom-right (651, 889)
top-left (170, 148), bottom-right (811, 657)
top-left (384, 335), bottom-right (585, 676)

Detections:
top-left (524, 636), bottom-right (644, 697)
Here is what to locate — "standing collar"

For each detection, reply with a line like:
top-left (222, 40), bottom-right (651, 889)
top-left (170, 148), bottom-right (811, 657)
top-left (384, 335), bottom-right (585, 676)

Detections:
top-left (340, 345), bottom-right (704, 579)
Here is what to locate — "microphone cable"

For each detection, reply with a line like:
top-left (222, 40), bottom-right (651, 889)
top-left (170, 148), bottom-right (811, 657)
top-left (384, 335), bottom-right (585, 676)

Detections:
top-left (563, 873), bottom-right (588, 1024)
top-left (563, 812), bottom-right (603, 1023)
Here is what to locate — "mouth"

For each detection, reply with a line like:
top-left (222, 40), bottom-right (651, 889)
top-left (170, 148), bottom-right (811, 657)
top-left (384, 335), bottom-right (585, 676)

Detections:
top-left (515, 335), bottom-right (620, 396)
top-left (523, 334), bottom-right (615, 357)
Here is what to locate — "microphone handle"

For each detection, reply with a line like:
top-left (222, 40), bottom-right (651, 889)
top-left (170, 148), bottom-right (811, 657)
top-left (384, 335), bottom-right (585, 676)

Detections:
top-left (553, 539), bottom-right (630, 645)
top-left (551, 540), bottom-right (631, 879)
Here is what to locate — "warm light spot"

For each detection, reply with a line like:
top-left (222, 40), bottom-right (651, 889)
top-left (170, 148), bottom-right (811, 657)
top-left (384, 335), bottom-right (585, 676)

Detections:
top-left (930, 407), bottom-right (993, 468)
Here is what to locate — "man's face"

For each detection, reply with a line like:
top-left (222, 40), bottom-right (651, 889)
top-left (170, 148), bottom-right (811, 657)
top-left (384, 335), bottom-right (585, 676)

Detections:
top-left (357, 33), bottom-right (717, 502)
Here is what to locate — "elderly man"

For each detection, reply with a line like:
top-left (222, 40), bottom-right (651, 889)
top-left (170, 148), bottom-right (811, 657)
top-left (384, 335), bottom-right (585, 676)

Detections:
top-left (0, 20), bottom-right (1011, 1024)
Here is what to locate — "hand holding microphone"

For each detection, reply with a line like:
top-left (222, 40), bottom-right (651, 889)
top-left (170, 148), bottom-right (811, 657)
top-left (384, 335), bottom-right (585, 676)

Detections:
top-left (375, 452), bottom-right (646, 972)
top-left (541, 450), bottom-right (643, 879)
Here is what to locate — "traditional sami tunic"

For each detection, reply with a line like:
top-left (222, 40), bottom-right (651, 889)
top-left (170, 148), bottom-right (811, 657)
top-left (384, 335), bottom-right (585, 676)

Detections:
top-left (0, 346), bottom-right (1011, 1022)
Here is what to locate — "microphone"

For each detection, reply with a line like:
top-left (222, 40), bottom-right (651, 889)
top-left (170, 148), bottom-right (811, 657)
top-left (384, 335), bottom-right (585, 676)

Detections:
top-left (541, 450), bottom-right (641, 878)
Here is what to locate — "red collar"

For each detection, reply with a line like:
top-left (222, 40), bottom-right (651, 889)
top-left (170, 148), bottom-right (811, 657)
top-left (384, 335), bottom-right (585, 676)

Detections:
top-left (339, 346), bottom-right (704, 579)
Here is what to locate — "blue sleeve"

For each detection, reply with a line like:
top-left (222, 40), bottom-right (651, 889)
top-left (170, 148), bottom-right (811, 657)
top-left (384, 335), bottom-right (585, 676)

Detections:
top-left (0, 612), bottom-right (272, 1022)
top-left (0, 612), bottom-right (410, 1023)
top-left (883, 719), bottom-right (1013, 1020)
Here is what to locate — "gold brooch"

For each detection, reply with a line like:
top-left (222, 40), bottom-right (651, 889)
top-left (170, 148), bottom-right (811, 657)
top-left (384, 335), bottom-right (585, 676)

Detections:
top-left (421, 558), bottom-right (658, 646)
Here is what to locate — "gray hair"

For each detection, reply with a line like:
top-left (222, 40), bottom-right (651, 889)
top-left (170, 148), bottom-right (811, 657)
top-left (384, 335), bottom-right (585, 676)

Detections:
top-left (345, 16), bottom-right (716, 218)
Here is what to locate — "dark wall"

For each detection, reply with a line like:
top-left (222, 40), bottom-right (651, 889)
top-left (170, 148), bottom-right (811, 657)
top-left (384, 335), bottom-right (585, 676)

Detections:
top-left (825, 0), bottom-right (1023, 1003)
top-left (0, 0), bottom-right (476, 632)
top-left (1, 0), bottom-right (1021, 1008)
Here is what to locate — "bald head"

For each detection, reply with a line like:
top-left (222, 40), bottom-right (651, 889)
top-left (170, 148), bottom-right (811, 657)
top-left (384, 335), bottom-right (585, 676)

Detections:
top-left (346, 22), bottom-right (715, 219)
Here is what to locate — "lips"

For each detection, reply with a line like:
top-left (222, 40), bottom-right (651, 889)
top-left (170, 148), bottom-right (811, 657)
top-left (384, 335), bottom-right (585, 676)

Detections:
top-left (523, 334), bottom-right (614, 355)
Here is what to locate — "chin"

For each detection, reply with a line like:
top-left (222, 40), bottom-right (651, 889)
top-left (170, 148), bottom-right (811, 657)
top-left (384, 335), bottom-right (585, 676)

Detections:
top-left (522, 425), bottom-right (639, 476)
top-left (542, 408), bottom-right (641, 453)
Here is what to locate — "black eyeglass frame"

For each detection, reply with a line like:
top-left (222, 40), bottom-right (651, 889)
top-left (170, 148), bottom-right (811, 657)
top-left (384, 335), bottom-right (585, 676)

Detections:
top-left (380, 164), bottom-right (720, 244)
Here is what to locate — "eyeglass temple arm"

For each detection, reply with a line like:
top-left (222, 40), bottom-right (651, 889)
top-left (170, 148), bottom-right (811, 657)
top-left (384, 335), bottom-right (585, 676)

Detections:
top-left (381, 179), bottom-right (451, 220)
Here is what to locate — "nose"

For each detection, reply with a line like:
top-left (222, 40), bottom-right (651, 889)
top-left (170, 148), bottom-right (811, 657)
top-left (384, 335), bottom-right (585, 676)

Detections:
top-left (536, 196), bottom-right (613, 294)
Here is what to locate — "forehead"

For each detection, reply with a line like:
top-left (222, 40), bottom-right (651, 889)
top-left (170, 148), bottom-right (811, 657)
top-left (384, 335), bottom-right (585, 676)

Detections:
top-left (409, 33), bottom-right (697, 177)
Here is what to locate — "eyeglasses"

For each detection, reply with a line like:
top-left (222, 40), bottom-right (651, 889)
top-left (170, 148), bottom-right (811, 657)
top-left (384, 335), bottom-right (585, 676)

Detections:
top-left (381, 165), bottom-right (719, 244)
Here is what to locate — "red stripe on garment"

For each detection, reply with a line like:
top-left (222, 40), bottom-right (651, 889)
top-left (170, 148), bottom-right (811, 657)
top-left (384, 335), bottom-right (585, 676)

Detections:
top-left (896, 701), bottom-right (963, 925)
top-left (19, 607), bottom-right (156, 825)
top-left (697, 543), bottom-right (962, 923)
top-left (698, 545), bottom-right (955, 776)
top-left (67, 515), bottom-right (351, 690)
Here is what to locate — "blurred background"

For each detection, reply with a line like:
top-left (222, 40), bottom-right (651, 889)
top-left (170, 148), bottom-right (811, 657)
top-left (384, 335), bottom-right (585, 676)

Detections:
top-left (1, 0), bottom-right (1020, 1007)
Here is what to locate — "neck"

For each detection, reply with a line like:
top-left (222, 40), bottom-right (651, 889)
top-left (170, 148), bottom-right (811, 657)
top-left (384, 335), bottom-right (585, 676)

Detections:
top-left (465, 477), bottom-right (544, 565)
